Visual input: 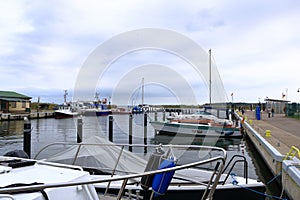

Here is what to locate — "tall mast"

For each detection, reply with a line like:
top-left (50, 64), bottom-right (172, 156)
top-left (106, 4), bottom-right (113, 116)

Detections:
top-left (209, 49), bottom-right (212, 106)
top-left (142, 77), bottom-right (144, 106)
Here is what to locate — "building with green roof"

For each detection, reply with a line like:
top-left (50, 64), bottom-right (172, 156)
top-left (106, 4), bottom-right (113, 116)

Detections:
top-left (0, 91), bottom-right (32, 113)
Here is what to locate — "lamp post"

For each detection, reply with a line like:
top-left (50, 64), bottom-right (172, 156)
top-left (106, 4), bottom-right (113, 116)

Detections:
top-left (297, 88), bottom-right (300, 119)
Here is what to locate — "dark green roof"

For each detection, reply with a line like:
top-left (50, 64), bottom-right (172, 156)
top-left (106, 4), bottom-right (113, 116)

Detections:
top-left (0, 91), bottom-right (31, 99)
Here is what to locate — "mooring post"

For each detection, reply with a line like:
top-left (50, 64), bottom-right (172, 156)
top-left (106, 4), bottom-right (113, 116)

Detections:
top-left (23, 117), bottom-right (31, 158)
top-left (77, 117), bottom-right (83, 143)
top-left (109, 115), bottom-right (113, 142)
top-left (144, 113), bottom-right (147, 153)
top-left (129, 113), bottom-right (133, 152)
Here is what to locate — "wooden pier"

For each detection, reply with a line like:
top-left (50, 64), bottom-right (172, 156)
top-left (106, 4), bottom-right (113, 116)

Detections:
top-left (239, 110), bottom-right (300, 200)
top-left (0, 111), bottom-right (54, 121)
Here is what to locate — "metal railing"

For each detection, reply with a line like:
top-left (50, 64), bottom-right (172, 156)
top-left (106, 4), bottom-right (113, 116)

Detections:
top-left (9, 142), bottom-right (229, 200)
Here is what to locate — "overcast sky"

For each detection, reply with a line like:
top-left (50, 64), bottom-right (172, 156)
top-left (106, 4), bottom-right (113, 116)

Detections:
top-left (1, 0), bottom-right (300, 105)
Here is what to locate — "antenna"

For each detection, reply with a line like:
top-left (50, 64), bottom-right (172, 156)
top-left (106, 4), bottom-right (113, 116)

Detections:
top-left (63, 90), bottom-right (68, 104)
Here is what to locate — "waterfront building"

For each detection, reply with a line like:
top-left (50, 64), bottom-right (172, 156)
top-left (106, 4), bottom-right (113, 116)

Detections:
top-left (0, 91), bottom-right (31, 113)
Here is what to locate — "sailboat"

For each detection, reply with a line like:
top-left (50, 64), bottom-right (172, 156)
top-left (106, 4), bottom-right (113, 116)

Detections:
top-left (131, 78), bottom-right (146, 114)
top-left (150, 50), bottom-right (241, 137)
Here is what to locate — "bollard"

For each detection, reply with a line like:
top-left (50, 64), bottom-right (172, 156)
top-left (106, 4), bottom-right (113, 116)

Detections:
top-left (109, 115), bottom-right (113, 142)
top-left (144, 113), bottom-right (147, 153)
top-left (154, 111), bottom-right (157, 121)
top-left (249, 119), bottom-right (253, 125)
top-left (77, 117), bottom-right (83, 143)
top-left (265, 130), bottom-right (271, 137)
top-left (129, 114), bottom-right (133, 152)
top-left (23, 117), bottom-right (31, 158)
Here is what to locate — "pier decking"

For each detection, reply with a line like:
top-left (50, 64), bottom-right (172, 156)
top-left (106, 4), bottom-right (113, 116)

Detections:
top-left (240, 110), bottom-right (300, 200)
top-left (244, 111), bottom-right (300, 155)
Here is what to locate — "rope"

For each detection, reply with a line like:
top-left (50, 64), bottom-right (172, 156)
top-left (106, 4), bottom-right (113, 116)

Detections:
top-left (233, 184), bottom-right (288, 200)
top-left (267, 171), bottom-right (282, 185)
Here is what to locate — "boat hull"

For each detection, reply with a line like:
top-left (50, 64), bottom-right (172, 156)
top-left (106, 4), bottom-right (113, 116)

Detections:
top-left (95, 179), bottom-right (265, 200)
top-left (83, 110), bottom-right (111, 116)
top-left (141, 185), bottom-right (265, 200)
top-left (150, 121), bottom-right (242, 138)
top-left (54, 111), bottom-right (78, 119)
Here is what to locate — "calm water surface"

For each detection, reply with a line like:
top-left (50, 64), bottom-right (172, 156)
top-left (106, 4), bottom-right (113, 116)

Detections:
top-left (0, 113), bottom-right (282, 199)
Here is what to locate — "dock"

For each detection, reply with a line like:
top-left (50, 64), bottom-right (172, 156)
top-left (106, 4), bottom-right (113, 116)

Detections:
top-left (239, 110), bottom-right (300, 200)
top-left (0, 111), bottom-right (54, 121)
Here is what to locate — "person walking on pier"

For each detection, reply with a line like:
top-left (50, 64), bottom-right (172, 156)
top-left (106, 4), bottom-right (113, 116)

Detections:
top-left (271, 107), bottom-right (274, 117)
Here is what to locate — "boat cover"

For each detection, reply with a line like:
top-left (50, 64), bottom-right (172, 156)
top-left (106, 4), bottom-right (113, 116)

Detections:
top-left (46, 136), bottom-right (147, 175)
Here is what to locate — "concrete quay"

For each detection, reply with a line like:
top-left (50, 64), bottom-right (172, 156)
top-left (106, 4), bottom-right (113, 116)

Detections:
top-left (238, 110), bottom-right (300, 200)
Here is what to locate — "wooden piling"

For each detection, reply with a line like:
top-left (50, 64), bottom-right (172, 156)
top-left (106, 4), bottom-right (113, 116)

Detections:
top-left (23, 117), bottom-right (31, 158)
top-left (77, 118), bottom-right (83, 143)
top-left (129, 114), bottom-right (133, 152)
top-left (109, 115), bottom-right (113, 142)
top-left (144, 113), bottom-right (147, 153)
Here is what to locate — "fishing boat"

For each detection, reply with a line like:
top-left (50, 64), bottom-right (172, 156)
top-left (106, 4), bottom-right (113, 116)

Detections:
top-left (54, 90), bottom-right (80, 119)
top-left (29, 136), bottom-right (265, 200)
top-left (54, 104), bottom-right (79, 119)
top-left (111, 107), bottom-right (131, 115)
top-left (83, 105), bottom-right (111, 116)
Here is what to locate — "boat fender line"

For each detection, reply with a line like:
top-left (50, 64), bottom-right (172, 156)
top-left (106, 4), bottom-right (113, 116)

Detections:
top-left (266, 171), bottom-right (282, 185)
top-left (230, 172), bottom-right (238, 185)
top-left (141, 147), bottom-right (165, 190)
top-left (235, 184), bottom-right (288, 200)
top-left (151, 158), bottom-right (176, 196)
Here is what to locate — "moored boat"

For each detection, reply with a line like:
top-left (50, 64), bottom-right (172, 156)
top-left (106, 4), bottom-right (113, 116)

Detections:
top-left (32, 136), bottom-right (265, 200)
top-left (151, 120), bottom-right (242, 137)
top-left (54, 105), bottom-right (79, 119)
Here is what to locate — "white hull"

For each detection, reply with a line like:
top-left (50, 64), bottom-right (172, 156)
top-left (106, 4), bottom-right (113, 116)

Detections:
top-left (93, 168), bottom-right (264, 200)
top-left (151, 121), bottom-right (242, 137)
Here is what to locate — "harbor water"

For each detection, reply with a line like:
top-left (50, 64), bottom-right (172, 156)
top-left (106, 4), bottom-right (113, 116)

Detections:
top-left (0, 113), bottom-right (282, 199)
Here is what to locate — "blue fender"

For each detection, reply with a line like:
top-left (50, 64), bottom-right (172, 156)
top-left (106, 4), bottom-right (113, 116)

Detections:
top-left (152, 158), bottom-right (175, 196)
